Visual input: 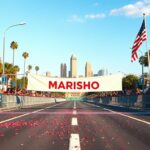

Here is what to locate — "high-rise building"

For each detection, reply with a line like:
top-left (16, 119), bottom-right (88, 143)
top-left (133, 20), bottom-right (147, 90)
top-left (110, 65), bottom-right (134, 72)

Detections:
top-left (85, 62), bottom-right (92, 77)
top-left (60, 63), bottom-right (67, 77)
top-left (46, 72), bottom-right (51, 77)
top-left (68, 71), bottom-right (71, 78)
top-left (61, 64), bottom-right (63, 77)
top-left (98, 69), bottom-right (108, 76)
top-left (70, 54), bottom-right (77, 78)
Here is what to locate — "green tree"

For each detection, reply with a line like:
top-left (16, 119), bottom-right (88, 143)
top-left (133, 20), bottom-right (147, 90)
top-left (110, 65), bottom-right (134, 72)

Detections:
top-left (22, 52), bottom-right (29, 73)
top-left (10, 41), bottom-right (18, 66)
top-left (139, 50), bottom-right (150, 67)
top-left (0, 62), bottom-right (20, 81)
top-left (13, 65), bottom-right (20, 73)
top-left (122, 74), bottom-right (139, 90)
top-left (17, 77), bottom-right (28, 89)
top-left (4, 63), bottom-right (19, 76)
top-left (35, 66), bottom-right (39, 74)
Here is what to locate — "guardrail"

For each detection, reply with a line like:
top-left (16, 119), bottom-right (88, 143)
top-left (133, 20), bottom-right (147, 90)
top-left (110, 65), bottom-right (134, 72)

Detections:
top-left (86, 94), bottom-right (150, 109)
top-left (0, 94), bottom-right (66, 109)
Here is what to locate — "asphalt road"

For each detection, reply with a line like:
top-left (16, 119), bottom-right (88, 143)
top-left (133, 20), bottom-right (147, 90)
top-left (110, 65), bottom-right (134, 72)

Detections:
top-left (0, 100), bottom-right (150, 150)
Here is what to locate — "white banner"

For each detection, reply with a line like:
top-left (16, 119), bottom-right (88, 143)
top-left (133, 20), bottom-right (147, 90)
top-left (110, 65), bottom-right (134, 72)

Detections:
top-left (27, 74), bottom-right (123, 92)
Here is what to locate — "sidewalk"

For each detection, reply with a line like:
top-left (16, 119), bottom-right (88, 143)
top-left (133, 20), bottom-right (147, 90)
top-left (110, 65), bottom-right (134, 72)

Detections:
top-left (0, 106), bottom-right (19, 112)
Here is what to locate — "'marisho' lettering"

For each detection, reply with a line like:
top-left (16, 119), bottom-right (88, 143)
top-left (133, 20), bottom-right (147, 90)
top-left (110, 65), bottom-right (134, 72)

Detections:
top-left (49, 81), bottom-right (100, 90)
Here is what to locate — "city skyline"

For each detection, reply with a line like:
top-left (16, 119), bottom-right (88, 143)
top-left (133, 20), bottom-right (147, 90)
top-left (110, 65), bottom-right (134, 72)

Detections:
top-left (59, 54), bottom-right (108, 78)
top-left (1, 0), bottom-right (150, 76)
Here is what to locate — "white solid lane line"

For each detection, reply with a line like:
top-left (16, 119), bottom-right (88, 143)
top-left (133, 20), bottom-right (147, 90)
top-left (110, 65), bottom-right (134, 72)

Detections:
top-left (69, 134), bottom-right (81, 150)
top-left (0, 101), bottom-right (67, 124)
top-left (85, 102), bottom-right (150, 126)
top-left (73, 110), bottom-right (77, 115)
top-left (85, 102), bottom-right (103, 109)
top-left (0, 113), bottom-right (31, 124)
top-left (71, 117), bottom-right (78, 126)
top-left (32, 109), bottom-right (45, 113)
top-left (103, 108), bottom-right (150, 125)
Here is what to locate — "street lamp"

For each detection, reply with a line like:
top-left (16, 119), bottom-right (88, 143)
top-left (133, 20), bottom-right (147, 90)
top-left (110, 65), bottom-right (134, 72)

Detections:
top-left (2, 22), bottom-right (26, 90)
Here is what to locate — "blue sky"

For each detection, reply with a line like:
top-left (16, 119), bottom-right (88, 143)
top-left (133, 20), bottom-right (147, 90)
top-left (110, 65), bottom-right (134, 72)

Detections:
top-left (0, 0), bottom-right (150, 77)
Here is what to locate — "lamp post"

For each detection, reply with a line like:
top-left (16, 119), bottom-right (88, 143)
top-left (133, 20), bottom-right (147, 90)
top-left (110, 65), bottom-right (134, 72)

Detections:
top-left (2, 23), bottom-right (26, 90)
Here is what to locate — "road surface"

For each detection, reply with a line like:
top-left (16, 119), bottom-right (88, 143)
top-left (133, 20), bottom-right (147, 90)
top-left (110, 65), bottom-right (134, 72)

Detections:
top-left (0, 100), bottom-right (150, 150)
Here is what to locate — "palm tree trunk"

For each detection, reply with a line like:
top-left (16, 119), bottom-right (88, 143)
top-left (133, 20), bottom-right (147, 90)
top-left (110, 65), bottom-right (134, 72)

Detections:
top-left (23, 59), bottom-right (26, 89)
top-left (13, 50), bottom-right (15, 66)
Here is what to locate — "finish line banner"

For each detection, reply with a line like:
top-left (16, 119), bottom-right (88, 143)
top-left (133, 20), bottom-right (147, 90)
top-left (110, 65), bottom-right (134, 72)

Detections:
top-left (27, 74), bottom-right (123, 92)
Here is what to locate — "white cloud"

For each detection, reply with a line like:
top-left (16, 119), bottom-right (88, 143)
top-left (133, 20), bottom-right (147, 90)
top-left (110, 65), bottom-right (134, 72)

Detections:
top-left (85, 13), bottom-right (106, 19)
top-left (68, 13), bottom-right (106, 23)
top-left (67, 15), bottom-right (84, 23)
top-left (110, 0), bottom-right (150, 17)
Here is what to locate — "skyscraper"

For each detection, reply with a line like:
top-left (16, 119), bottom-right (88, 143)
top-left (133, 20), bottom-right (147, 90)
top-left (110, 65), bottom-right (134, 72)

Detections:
top-left (85, 62), bottom-right (92, 77)
top-left (46, 71), bottom-right (51, 77)
top-left (98, 69), bottom-right (108, 76)
top-left (70, 54), bottom-right (77, 78)
top-left (68, 71), bottom-right (71, 78)
top-left (60, 63), bottom-right (67, 77)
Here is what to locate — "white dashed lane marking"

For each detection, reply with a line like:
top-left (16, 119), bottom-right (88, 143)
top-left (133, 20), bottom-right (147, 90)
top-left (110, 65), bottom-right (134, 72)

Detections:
top-left (73, 110), bottom-right (77, 115)
top-left (71, 117), bottom-right (78, 126)
top-left (69, 101), bottom-right (81, 149)
top-left (69, 134), bottom-right (81, 150)
top-left (73, 101), bottom-right (77, 109)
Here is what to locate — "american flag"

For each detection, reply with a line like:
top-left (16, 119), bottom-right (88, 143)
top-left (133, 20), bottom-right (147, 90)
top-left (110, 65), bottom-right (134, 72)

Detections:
top-left (131, 19), bottom-right (147, 62)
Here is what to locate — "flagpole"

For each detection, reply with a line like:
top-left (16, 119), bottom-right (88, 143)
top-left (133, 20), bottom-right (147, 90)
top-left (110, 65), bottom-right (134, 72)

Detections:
top-left (143, 13), bottom-right (150, 83)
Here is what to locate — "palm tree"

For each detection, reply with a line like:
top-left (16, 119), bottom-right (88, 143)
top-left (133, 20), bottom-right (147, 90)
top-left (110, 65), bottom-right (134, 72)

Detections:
top-left (35, 66), bottom-right (39, 74)
top-left (10, 41), bottom-right (18, 66)
top-left (28, 65), bottom-right (32, 73)
top-left (1, 63), bottom-right (20, 80)
top-left (139, 50), bottom-right (150, 67)
top-left (139, 56), bottom-right (148, 67)
top-left (4, 63), bottom-right (13, 75)
top-left (13, 65), bottom-right (20, 73)
top-left (22, 52), bottom-right (29, 72)
top-left (22, 52), bottom-right (29, 88)
top-left (11, 65), bottom-right (20, 81)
